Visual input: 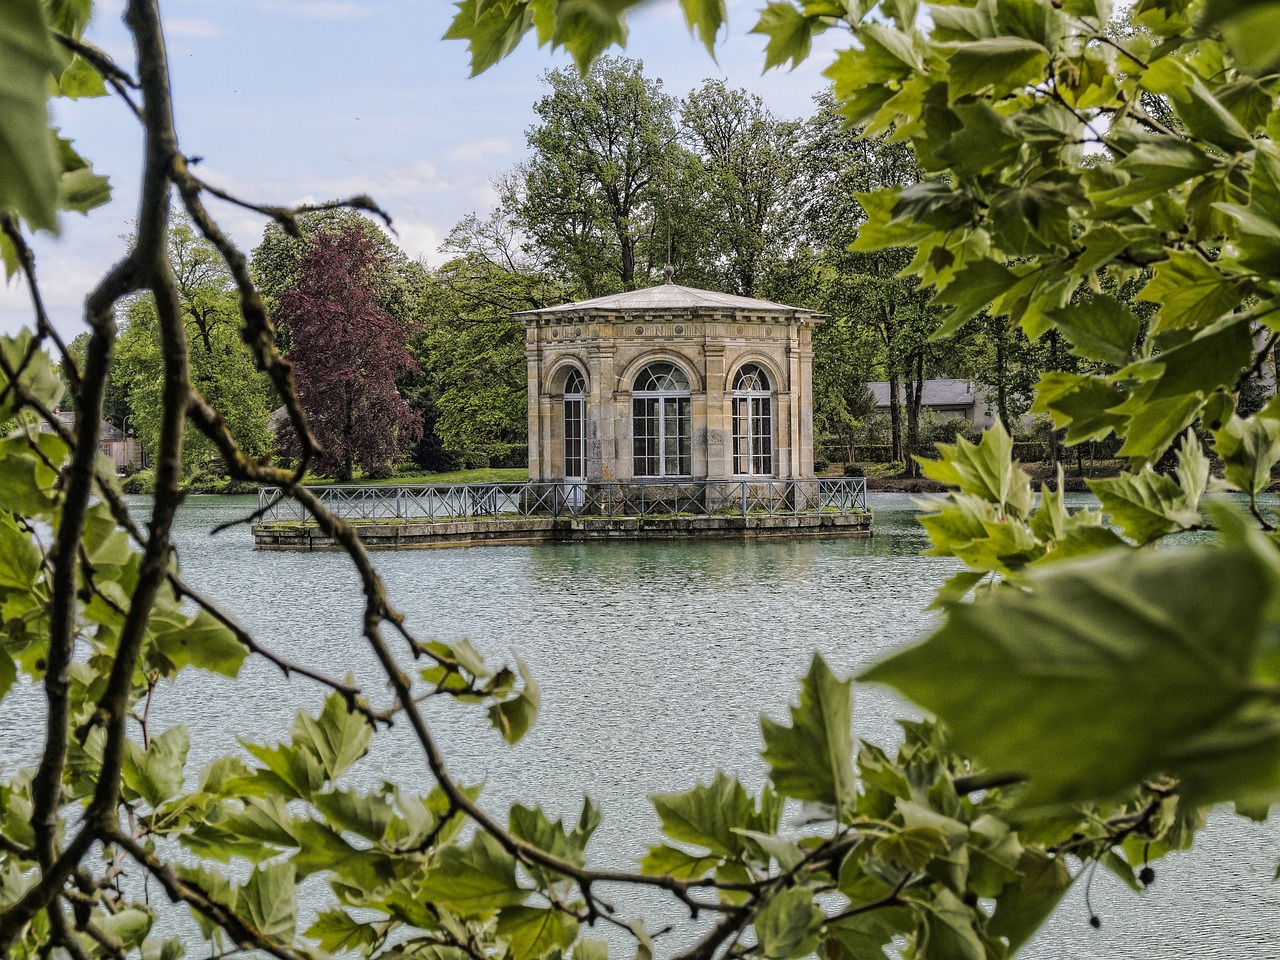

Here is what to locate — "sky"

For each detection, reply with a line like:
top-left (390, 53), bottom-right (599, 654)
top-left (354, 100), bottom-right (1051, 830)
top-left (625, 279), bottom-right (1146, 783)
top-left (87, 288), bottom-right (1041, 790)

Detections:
top-left (0, 0), bottom-right (845, 340)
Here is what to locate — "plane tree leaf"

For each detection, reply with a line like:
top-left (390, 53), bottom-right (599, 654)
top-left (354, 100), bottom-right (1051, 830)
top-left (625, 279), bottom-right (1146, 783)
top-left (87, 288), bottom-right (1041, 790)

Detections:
top-left (0, 0), bottom-right (60, 230)
top-left (760, 654), bottom-right (856, 808)
top-left (863, 540), bottom-right (1280, 806)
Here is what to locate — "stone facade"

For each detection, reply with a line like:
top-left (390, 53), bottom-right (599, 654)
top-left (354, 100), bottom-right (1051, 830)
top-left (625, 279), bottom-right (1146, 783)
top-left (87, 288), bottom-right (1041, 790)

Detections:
top-left (517, 283), bottom-right (826, 483)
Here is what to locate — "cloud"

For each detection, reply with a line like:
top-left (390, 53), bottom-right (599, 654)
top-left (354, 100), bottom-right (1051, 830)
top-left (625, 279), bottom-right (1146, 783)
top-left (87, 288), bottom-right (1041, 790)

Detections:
top-left (166, 17), bottom-right (223, 39)
top-left (283, 2), bottom-right (375, 19)
top-left (393, 221), bottom-right (445, 264)
top-left (449, 138), bottom-right (517, 167)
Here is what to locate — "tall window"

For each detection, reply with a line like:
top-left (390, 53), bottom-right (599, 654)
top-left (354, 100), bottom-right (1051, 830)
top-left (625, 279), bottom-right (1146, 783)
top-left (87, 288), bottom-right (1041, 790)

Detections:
top-left (563, 368), bottom-right (586, 480)
top-left (632, 362), bottom-right (692, 477)
top-left (732, 364), bottom-right (773, 476)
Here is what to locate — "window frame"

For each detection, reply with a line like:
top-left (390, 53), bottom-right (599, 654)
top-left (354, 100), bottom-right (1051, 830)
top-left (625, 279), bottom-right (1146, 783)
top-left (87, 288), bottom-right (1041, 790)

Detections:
top-left (631, 362), bottom-right (692, 478)
top-left (732, 364), bottom-right (774, 477)
top-left (563, 368), bottom-right (586, 480)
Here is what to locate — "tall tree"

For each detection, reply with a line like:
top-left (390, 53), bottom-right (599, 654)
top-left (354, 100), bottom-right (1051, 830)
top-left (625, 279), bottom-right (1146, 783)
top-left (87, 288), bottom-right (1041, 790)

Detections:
top-left (679, 80), bottom-right (797, 297)
top-left (277, 225), bottom-right (422, 481)
top-left (519, 56), bottom-right (678, 295)
top-left (115, 213), bottom-right (273, 473)
top-left (413, 204), bottom-right (571, 467)
top-left (793, 95), bottom-right (938, 472)
top-left (252, 208), bottom-right (423, 352)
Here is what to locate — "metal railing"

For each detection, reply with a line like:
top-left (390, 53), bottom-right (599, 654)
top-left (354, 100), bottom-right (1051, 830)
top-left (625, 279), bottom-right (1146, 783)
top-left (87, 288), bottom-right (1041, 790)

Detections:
top-left (255, 478), bottom-right (868, 525)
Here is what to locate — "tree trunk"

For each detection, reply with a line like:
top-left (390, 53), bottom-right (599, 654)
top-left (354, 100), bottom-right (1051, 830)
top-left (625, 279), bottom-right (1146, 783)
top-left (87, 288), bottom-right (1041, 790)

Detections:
top-left (888, 372), bottom-right (903, 466)
top-left (905, 351), bottom-right (924, 478)
top-left (995, 325), bottom-right (1010, 431)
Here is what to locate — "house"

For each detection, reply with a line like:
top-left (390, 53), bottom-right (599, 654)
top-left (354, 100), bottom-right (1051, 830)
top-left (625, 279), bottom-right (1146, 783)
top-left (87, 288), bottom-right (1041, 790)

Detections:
top-left (866, 378), bottom-right (998, 429)
top-left (517, 277), bottom-right (826, 482)
top-left (45, 410), bottom-right (148, 473)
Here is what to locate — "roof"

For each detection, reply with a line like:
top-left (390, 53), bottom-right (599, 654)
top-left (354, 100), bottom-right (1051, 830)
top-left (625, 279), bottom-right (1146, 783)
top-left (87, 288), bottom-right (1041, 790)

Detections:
top-left (515, 282), bottom-right (822, 317)
top-left (867, 378), bottom-right (979, 408)
top-left (45, 410), bottom-right (126, 441)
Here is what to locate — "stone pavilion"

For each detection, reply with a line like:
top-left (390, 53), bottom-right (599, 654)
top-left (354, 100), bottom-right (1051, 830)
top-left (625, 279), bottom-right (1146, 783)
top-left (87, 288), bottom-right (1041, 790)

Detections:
top-left (517, 279), bottom-right (826, 484)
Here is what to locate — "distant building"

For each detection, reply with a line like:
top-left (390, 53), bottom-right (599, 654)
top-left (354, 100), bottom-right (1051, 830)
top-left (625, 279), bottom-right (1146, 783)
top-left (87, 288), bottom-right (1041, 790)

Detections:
top-left (518, 279), bottom-right (827, 482)
top-left (866, 378), bottom-right (998, 429)
top-left (45, 410), bottom-right (147, 473)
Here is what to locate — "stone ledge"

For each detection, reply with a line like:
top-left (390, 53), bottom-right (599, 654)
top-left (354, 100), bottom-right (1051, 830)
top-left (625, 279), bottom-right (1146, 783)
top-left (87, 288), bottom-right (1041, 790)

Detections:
top-left (252, 512), bottom-right (872, 551)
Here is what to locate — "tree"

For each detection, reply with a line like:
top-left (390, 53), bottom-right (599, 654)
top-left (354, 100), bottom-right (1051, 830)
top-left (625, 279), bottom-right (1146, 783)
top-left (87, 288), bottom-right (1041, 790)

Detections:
top-left (792, 97), bottom-right (938, 471)
top-left (277, 225), bottom-right (423, 480)
top-left (679, 80), bottom-right (798, 297)
top-left (414, 205), bottom-right (568, 467)
top-left (6, 3), bottom-right (1280, 960)
top-left (518, 56), bottom-right (679, 295)
top-left (252, 207), bottom-right (423, 353)
top-left (115, 213), bottom-right (274, 474)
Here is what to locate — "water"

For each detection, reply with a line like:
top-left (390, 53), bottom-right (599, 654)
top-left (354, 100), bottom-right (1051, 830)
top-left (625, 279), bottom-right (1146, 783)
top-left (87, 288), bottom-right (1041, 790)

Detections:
top-left (2, 493), bottom-right (1277, 957)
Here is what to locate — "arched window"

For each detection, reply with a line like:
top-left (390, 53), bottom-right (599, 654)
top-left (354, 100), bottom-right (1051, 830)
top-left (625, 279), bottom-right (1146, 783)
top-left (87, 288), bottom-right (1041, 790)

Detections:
top-left (732, 364), bottom-right (773, 476)
top-left (632, 362), bottom-right (692, 477)
top-left (563, 369), bottom-right (586, 480)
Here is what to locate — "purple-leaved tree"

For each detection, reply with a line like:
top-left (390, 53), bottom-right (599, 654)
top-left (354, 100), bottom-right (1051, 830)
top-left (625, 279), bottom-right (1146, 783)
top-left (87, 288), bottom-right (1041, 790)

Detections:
top-left (278, 226), bottom-right (422, 480)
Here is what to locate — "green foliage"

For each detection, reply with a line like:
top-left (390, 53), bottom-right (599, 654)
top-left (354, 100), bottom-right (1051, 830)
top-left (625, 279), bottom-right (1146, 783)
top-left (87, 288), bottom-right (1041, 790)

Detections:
top-left (9, 3), bottom-right (1280, 960)
top-left (117, 214), bottom-right (273, 474)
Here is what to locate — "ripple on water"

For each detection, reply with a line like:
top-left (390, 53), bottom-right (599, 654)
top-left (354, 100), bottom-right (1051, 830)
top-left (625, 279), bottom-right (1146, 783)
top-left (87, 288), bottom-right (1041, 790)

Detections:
top-left (1, 492), bottom-right (1276, 958)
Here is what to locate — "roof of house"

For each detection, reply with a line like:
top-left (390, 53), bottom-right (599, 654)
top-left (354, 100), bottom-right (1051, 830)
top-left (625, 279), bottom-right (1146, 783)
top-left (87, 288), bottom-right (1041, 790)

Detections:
top-left (867, 378), bottom-right (979, 409)
top-left (48, 410), bottom-right (126, 441)
top-left (515, 282), bottom-right (823, 317)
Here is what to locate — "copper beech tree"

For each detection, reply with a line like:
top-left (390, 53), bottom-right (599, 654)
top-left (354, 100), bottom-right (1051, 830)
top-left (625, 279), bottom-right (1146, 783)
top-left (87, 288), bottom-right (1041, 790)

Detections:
top-left (275, 226), bottom-right (422, 481)
top-left (3, 2), bottom-right (1280, 960)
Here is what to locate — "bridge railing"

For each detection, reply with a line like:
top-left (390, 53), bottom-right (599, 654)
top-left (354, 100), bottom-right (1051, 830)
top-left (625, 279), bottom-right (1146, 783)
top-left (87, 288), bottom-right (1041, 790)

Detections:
top-left (255, 478), bottom-right (868, 526)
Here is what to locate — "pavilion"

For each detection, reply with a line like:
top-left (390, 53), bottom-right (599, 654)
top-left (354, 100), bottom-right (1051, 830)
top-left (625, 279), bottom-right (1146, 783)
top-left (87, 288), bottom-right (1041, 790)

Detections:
top-left (517, 276), bottom-right (826, 485)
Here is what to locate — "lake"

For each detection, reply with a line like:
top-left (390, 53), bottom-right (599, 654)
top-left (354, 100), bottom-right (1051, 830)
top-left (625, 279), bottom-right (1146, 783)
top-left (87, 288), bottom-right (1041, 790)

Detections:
top-left (2, 493), bottom-right (1276, 957)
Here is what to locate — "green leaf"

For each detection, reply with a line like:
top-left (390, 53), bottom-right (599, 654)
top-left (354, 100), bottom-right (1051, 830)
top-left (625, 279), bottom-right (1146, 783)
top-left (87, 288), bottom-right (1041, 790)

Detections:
top-left (418, 832), bottom-right (528, 918)
top-left (489, 653), bottom-right (540, 744)
top-left (1043, 295), bottom-right (1141, 367)
top-left (752, 1), bottom-right (819, 71)
top-left (945, 36), bottom-right (1049, 101)
top-left (872, 825), bottom-right (950, 872)
top-left (760, 654), bottom-right (856, 807)
top-left (753, 887), bottom-right (821, 959)
top-left (291, 690), bottom-right (372, 782)
top-left (55, 134), bottom-right (110, 215)
top-left (651, 771), bottom-right (759, 857)
top-left (443, 0), bottom-right (537, 77)
top-left (640, 844), bottom-right (722, 879)
top-left (1214, 414), bottom-right (1280, 498)
top-left (988, 849), bottom-right (1073, 952)
top-left (312, 787), bottom-right (393, 842)
top-left (1088, 467), bottom-right (1202, 545)
top-left (99, 908), bottom-right (154, 951)
top-left (1142, 250), bottom-right (1246, 334)
top-left (0, 331), bottom-right (65, 420)
top-left (1032, 372), bottom-right (1128, 444)
top-left (863, 541), bottom-right (1280, 806)
top-left (55, 55), bottom-right (105, 98)
top-left (916, 888), bottom-right (984, 960)
top-left (122, 724), bottom-right (189, 808)
top-left (0, 650), bottom-right (16, 701)
top-left (918, 422), bottom-right (1035, 520)
top-left (827, 907), bottom-right (914, 960)
top-left (1201, 0), bottom-right (1280, 75)
top-left (0, 0), bottom-right (60, 230)
top-left (235, 860), bottom-right (296, 943)
top-left (681, 0), bottom-right (725, 57)
top-left (931, 260), bottom-right (1019, 337)
top-left (149, 607), bottom-right (247, 678)
top-left (0, 515), bottom-right (40, 591)
top-left (496, 906), bottom-right (579, 960)
top-left (304, 908), bottom-right (379, 954)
